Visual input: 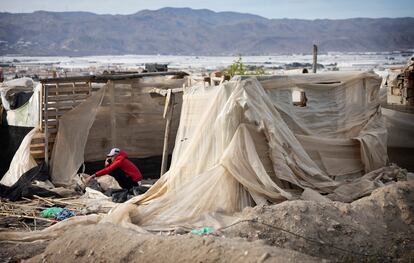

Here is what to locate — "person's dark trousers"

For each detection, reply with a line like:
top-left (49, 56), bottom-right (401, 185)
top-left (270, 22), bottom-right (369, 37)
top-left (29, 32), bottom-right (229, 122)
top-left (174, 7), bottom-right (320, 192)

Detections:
top-left (109, 168), bottom-right (138, 190)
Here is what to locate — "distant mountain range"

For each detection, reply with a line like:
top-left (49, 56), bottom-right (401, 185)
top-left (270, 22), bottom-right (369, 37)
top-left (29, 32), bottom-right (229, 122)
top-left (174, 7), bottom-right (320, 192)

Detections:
top-left (0, 7), bottom-right (413, 56)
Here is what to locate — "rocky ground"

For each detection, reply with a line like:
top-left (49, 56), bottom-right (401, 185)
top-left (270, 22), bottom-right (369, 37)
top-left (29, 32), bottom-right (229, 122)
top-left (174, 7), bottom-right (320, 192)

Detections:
top-left (0, 181), bottom-right (413, 262)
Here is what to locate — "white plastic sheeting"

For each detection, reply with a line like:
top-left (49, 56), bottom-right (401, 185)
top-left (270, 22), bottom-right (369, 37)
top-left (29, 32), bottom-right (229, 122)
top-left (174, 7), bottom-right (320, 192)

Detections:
top-left (0, 127), bottom-right (38, 186)
top-left (0, 78), bottom-right (34, 111)
top-left (5, 83), bottom-right (41, 127)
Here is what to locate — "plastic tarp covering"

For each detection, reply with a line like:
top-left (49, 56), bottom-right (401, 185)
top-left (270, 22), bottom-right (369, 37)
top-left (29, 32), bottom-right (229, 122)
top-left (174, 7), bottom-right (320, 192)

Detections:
top-left (53, 72), bottom-right (388, 228)
top-left (0, 78), bottom-right (34, 111)
top-left (379, 72), bottom-right (414, 171)
top-left (382, 108), bottom-right (414, 148)
top-left (50, 87), bottom-right (106, 186)
top-left (84, 77), bottom-right (184, 161)
top-left (0, 127), bottom-right (38, 186)
top-left (382, 107), bottom-right (414, 171)
top-left (0, 125), bottom-right (33, 178)
top-left (5, 83), bottom-right (41, 127)
top-left (115, 71), bottom-right (388, 229)
top-left (1, 71), bottom-right (396, 241)
top-left (50, 77), bottom-right (185, 186)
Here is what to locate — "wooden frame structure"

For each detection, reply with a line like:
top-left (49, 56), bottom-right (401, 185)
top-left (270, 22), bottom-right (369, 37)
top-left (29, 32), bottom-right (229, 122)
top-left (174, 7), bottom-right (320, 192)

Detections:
top-left (31, 71), bottom-right (188, 165)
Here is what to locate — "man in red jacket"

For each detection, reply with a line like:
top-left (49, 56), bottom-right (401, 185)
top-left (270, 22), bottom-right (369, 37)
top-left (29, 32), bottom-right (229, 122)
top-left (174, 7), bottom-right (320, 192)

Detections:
top-left (85, 148), bottom-right (143, 190)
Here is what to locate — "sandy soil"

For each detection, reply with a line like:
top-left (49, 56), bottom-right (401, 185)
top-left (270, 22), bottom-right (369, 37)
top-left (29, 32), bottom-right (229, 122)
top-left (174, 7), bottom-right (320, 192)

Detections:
top-left (1, 181), bottom-right (413, 262)
top-left (27, 224), bottom-right (320, 263)
top-left (223, 181), bottom-right (414, 261)
top-left (0, 240), bottom-right (48, 262)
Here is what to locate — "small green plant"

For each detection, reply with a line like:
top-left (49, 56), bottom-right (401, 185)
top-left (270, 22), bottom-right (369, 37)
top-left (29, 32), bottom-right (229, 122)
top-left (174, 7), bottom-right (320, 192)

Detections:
top-left (226, 55), bottom-right (266, 77)
top-left (226, 55), bottom-right (246, 77)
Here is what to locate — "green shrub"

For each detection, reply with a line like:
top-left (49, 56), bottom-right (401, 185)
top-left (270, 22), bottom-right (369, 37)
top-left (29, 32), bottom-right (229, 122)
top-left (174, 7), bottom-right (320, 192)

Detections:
top-left (226, 55), bottom-right (267, 77)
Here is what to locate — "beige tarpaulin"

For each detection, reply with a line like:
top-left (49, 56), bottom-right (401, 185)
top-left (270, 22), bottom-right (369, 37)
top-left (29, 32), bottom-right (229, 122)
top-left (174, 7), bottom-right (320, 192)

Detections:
top-left (382, 108), bottom-right (414, 148)
top-left (1, 71), bottom-right (396, 240)
top-left (117, 71), bottom-right (388, 228)
top-left (50, 87), bottom-right (106, 186)
top-left (83, 77), bottom-right (185, 162)
top-left (382, 107), bottom-right (414, 171)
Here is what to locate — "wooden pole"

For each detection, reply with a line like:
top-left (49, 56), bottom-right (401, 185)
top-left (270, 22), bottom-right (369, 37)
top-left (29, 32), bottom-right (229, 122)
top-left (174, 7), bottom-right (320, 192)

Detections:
top-left (312, 44), bottom-right (318, 73)
top-left (160, 89), bottom-right (174, 176)
top-left (44, 84), bottom-right (49, 166)
top-left (108, 81), bottom-right (117, 148)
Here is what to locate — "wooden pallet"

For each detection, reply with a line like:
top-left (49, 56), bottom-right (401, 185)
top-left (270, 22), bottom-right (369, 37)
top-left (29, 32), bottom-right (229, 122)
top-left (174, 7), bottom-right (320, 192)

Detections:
top-left (30, 81), bottom-right (92, 162)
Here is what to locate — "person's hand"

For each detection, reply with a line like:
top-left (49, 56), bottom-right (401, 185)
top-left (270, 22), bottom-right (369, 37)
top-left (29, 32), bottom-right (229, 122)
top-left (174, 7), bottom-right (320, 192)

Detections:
top-left (84, 174), bottom-right (96, 185)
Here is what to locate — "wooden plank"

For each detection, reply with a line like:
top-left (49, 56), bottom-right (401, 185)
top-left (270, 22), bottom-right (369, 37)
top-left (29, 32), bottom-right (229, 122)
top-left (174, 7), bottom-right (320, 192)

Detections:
top-left (47, 101), bottom-right (82, 109)
top-left (31, 152), bottom-right (45, 159)
top-left (32, 132), bottom-right (47, 139)
top-left (163, 89), bottom-right (172, 118)
top-left (30, 143), bottom-right (47, 148)
top-left (52, 82), bottom-right (89, 88)
top-left (47, 89), bottom-right (90, 95)
top-left (41, 120), bottom-right (58, 126)
top-left (43, 128), bottom-right (58, 134)
top-left (30, 149), bottom-right (50, 155)
top-left (45, 82), bottom-right (89, 89)
top-left (44, 84), bottom-right (49, 164)
top-left (45, 83), bottom-right (90, 91)
top-left (31, 143), bottom-right (45, 150)
top-left (46, 109), bottom-right (72, 116)
top-left (49, 89), bottom-right (90, 95)
top-left (48, 94), bottom-right (89, 102)
top-left (161, 91), bottom-right (175, 176)
top-left (31, 138), bottom-right (55, 145)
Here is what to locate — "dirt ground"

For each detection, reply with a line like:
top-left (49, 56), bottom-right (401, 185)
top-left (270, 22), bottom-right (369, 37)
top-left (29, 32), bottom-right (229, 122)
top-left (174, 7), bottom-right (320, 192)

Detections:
top-left (0, 240), bottom-right (47, 262)
top-left (224, 180), bottom-right (414, 262)
top-left (1, 180), bottom-right (413, 262)
top-left (26, 224), bottom-right (320, 263)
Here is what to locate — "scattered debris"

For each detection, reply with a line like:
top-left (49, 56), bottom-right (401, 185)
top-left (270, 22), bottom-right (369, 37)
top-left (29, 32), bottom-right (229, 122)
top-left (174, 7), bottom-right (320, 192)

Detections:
top-left (0, 196), bottom-right (85, 232)
top-left (190, 227), bottom-right (215, 235)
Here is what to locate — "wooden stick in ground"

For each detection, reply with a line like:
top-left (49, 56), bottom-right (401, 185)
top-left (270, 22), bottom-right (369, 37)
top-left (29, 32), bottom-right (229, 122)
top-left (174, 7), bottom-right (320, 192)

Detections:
top-left (32, 195), bottom-right (84, 207)
top-left (160, 90), bottom-right (175, 176)
top-left (312, 44), bottom-right (318, 73)
top-left (32, 195), bottom-right (55, 206)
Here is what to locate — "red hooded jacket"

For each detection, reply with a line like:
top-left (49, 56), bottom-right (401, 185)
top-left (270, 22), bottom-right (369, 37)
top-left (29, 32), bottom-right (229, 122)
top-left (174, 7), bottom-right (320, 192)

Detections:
top-left (95, 150), bottom-right (142, 182)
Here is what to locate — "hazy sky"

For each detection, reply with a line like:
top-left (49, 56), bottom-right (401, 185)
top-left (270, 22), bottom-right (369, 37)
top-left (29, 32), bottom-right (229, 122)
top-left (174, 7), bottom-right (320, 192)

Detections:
top-left (0, 0), bottom-right (413, 19)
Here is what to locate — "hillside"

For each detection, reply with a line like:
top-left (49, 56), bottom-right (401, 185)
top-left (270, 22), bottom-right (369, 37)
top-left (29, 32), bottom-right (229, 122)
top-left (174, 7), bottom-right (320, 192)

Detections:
top-left (0, 7), bottom-right (413, 55)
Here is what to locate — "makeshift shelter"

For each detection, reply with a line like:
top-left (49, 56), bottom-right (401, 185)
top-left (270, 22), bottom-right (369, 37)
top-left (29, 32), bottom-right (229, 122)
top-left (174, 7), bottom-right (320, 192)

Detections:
top-left (1, 72), bottom-right (187, 187)
top-left (3, 71), bottom-right (413, 242)
top-left (118, 71), bottom-right (390, 228)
